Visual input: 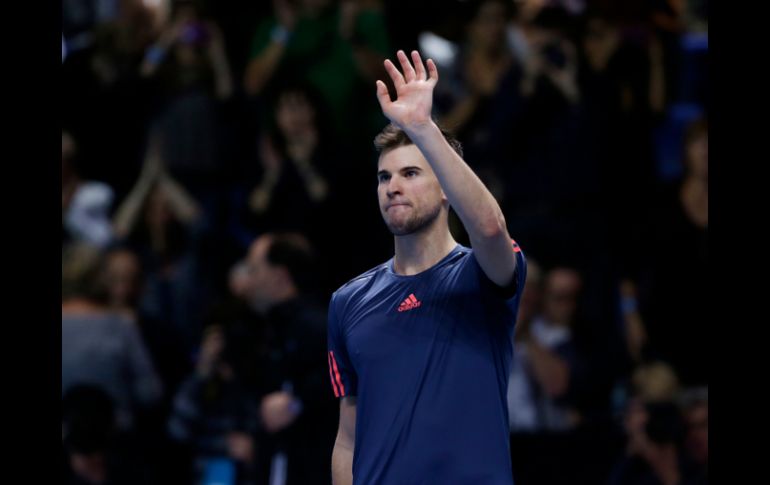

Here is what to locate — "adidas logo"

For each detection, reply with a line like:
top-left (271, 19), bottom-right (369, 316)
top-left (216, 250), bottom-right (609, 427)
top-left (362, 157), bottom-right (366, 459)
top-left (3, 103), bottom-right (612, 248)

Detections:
top-left (397, 293), bottom-right (422, 312)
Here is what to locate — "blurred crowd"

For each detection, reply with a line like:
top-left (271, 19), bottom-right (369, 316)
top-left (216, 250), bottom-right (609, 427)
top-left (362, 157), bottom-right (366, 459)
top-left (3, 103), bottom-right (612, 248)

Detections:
top-left (62, 0), bottom-right (708, 484)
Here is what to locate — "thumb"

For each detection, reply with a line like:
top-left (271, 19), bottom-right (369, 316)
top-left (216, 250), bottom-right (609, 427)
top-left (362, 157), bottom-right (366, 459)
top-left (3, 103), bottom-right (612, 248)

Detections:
top-left (375, 80), bottom-right (391, 110)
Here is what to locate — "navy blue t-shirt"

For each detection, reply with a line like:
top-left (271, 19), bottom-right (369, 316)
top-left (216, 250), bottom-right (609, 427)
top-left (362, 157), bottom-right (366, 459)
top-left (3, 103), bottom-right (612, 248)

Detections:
top-left (328, 242), bottom-right (527, 484)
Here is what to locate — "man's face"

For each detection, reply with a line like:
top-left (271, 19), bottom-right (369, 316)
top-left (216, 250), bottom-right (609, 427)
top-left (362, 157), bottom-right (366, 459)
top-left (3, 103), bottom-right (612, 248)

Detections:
top-left (543, 268), bottom-right (582, 325)
top-left (377, 145), bottom-right (447, 236)
top-left (105, 250), bottom-right (141, 306)
top-left (276, 91), bottom-right (315, 139)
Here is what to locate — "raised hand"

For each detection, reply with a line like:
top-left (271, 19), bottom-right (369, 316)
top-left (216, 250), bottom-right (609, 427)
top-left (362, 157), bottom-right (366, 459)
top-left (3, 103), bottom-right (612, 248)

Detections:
top-left (139, 134), bottom-right (166, 184)
top-left (376, 50), bottom-right (439, 132)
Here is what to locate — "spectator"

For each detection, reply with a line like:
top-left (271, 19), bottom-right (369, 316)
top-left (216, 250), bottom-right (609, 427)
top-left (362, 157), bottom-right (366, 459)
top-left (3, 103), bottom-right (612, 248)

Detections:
top-left (608, 362), bottom-right (706, 485)
top-left (141, 0), bottom-right (233, 185)
top-left (242, 232), bottom-right (336, 485)
top-left (62, 243), bottom-right (163, 431)
top-left (632, 117), bottom-right (708, 386)
top-left (244, 0), bottom-right (391, 140)
top-left (167, 324), bottom-right (261, 485)
top-left (112, 133), bottom-right (211, 354)
top-left (429, 0), bottom-right (520, 201)
top-left (246, 84), bottom-right (333, 241)
top-left (101, 244), bottom-right (191, 412)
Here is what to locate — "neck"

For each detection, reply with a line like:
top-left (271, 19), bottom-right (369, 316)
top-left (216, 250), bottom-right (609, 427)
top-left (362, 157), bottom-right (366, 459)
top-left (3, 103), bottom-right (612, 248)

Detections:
top-left (62, 297), bottom-right (106, 315)
top-left (392, 217), bottom-right (456, 275)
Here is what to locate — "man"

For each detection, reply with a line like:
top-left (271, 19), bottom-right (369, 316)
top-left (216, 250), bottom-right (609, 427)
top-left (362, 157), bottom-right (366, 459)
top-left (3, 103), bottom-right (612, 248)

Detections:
top-left (243, 232), bottom-right (336, 485)
top-left (328, 50), bottom-right (527, 484)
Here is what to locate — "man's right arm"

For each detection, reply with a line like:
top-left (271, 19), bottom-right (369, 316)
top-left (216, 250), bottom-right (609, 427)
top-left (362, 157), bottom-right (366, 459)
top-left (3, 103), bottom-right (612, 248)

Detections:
top-left (332, 396), bottom-right (356, 485)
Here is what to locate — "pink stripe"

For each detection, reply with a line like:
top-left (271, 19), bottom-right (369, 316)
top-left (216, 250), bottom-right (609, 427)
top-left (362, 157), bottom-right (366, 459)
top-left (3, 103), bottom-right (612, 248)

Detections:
top-left (330, 351), bottom-right (346, 396)
top-left (328, 352), bottom-right (340, 397)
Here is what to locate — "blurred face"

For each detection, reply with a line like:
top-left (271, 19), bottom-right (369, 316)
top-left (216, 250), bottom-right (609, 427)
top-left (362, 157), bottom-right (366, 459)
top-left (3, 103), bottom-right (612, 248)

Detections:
top-left (276, 91), bottom-right (316, 139)
top-left (377, 145), bottom-right (447, 236)
top-left (582, 18), bottom-right (618, 70)
top-left (543, 268), bottom-right (581, 325)
top-left (105, 250), bottom-right (141, 307)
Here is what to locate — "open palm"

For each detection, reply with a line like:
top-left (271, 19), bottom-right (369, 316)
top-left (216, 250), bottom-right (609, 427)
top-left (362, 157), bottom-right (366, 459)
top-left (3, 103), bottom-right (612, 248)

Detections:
top-left (376, 50), bottom-right (439, 131)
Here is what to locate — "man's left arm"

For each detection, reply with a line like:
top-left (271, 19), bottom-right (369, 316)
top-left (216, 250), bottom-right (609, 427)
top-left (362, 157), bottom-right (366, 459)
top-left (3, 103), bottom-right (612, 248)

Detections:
top-left (377, 50), bottom-right (516, 286)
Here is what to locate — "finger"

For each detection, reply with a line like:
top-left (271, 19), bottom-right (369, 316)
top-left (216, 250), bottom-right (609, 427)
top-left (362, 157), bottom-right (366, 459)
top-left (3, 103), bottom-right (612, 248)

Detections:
top-left (397, 50), bottom-right (416, 82)
top-left (383, 58), bottom-right (405, 89)
top-left (426, 58), bottom-right (439, 84)
top-left (411, 50), bottom-right (426, 80)
top-left (375, 80), bottom-right (391, 109)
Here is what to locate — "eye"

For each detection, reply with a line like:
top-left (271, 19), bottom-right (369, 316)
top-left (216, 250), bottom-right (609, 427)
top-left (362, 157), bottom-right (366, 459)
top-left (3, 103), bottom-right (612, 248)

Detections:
top-left (378, 173), bottom-right (390, 183)
top-left (405, 170), bottom-right (417, 178)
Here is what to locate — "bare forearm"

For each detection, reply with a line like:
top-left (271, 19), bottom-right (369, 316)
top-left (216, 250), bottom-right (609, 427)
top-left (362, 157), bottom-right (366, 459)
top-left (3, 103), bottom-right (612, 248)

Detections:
top-left (648, 59), bottom-right (665, 114)
top-left (332, 440), bottom-right (354, 485)
top-left (140, 31), bottom-right (175, 78)
top-left (210, 47), bottom-right (233, 100)
top-left (244, 43), bottom-right (286, 96)
top-left (203, 26), bottom-right (233, 100)
top-left (408, 121), bottom-right (506, 239)
top-left (378, 51), bottom-right (516, 284)
top-left (113, 178), bottom-right (154, 238)
top-left (160, 177), bottom-right (200, 224)
top-left (407, 121), bottom-right (514, 284)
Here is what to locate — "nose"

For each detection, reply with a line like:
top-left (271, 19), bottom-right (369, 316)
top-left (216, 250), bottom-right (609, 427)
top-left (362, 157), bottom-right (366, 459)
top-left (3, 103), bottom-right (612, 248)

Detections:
top-left (386, 176), bottom-right (402, 199)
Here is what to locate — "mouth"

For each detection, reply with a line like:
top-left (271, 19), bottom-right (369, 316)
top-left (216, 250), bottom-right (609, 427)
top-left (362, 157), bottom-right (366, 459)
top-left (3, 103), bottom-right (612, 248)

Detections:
top-left (386, 203), bottom-right (411, 211)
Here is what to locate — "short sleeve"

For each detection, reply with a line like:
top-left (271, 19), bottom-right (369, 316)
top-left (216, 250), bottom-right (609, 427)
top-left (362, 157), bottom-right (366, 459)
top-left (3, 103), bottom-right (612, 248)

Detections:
top-left (327, 294), bottom-right (358, 398)
top-left (506, 240), bottom-right (528, 304)
top-left (476, 239), bottom-right (528, 303)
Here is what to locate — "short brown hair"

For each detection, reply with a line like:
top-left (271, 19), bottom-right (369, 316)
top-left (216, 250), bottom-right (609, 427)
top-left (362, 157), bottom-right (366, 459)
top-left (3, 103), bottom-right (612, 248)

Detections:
top-left (62, 243), bottom-right (109, 303)
top-left (264, 232), bottom-right (316, 291)
top-left (374, 123), bottom-right (463, 157)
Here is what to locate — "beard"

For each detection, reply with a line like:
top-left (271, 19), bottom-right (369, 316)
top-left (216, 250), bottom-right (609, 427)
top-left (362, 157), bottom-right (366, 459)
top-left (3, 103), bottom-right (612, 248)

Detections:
top-left (382, 201), bottom-right (443, 236)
